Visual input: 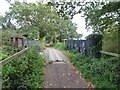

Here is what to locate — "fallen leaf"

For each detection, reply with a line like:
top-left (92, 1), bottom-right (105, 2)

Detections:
top-left (76, 71), bottom-right (79, 74)
top-left (72, 65), bottom-right (77, 71)
top-left (88, 82), bottom-right (94, 88)
top-left (43, 72), bottom-right (46, 75)
top-left (79, 72), bottom-right (82, 75)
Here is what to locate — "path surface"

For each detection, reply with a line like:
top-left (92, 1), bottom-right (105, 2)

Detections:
top-left (43, 47), bottom-right (91, 88)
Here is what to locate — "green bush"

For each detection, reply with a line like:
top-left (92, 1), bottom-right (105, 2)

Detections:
top-left (38, 40), bottom-right (46, 50)
top-left (66, 52), bottom-right (120, 88)
top-left (102, 29), bottom-right (119, 54)
top-left (50, 43), bottom-right (55, 47)
top-left (0, 53), bottom-right (9, 61)
top-left (2, 46), bottom-right (45, 89)
top-left (86, 34), bottom-right (102, 58)
top-left (2, 46), bottom-right (19, 56)
top-left (53, 42), bottom-right (66, 50)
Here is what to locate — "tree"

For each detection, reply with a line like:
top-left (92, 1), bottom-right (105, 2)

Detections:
top-left (82, 1), bottom-right (119, 53)
top-left (49, 1), bottom-right (119, 53)
top-left (81, 1), bottom-right (120, 34)
top-left (3, 1), bottom-right (79, 43)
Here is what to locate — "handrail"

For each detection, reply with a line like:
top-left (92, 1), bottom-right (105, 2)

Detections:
top-left (100, 51), bottom-right (120, 57)
top-left (0, 47), bottom-right (28, 65)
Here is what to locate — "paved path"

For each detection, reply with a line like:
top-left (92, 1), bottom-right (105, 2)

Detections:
top-left (43, 47), bottom-right (93, 88)
top-left (44, 48), bottom-right (69, 63)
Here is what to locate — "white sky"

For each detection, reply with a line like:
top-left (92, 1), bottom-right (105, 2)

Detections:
top-left (72, 14), bottom-right (93, 39)
top-left (0, 0), bottom-right (93, 39)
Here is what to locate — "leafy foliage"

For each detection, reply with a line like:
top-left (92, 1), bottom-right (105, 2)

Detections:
top-left (47, 1), bottom-right (119, 53)
top-left (81, 2), bottom-right (120, 35)
top-left (86, 34), bottom-right (102, 58)
top-left (102, 24), bottom-right (119, 53)
top-left (2, 46), bottom-right (45, 89)
top-left (2, 1), bottom-right (79, 43)
top-left (0, 53), bottom-right (9, 61)
top-left (53, 42), bottom-right (66, 50)
top-left (48, 60), bottom-right (54, 64)
top-left (51, 1), bottom-right (119, 33)
top-left (66, 52), bottom-right (120, 88)
top-left (2, 28), bottom-right (19, 46)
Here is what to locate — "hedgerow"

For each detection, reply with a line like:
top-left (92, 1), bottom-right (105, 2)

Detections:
top-left (67, 52), bottom-right (120, 88)
top-left (86, 34), bottom-right (102, 58)
top-left (53, 42), bottom-right (66, 50)
top-left (2, 46), bottom-right (45, 89)
top-left (0, 53), bottom-right (9, 61)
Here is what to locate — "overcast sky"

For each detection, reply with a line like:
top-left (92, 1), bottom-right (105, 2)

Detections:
top-left (0, 0), bottom-right (93, 39)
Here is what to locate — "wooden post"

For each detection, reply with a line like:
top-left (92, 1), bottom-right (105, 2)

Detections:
top-left (100, 51), bottom-right (120, 57)
top-left (0, 48), bottom-right (28, 66)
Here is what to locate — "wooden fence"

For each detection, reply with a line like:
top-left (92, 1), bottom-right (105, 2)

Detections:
top-left (0, 47), bottom-right (28, 66)
top-left (100, 51), bottom-right (120, 57)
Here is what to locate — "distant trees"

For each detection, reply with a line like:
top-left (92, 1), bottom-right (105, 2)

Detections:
top-left (2, 1), bottom-right (119, 53)
top-left (49, 1), bottom-right (119, 53)
top-left (1, 1), bottom-right (80, 44)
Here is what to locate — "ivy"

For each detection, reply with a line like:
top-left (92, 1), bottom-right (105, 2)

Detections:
top-left (86, 34), bottom-right (102, 58)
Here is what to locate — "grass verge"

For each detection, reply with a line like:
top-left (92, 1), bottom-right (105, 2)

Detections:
top-left (65, 51), bottom-right (120, 88)
top-left (53, 42), bottom-right (120, 88)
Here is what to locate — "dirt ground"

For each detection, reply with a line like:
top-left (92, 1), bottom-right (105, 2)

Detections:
top-left (43, 48), bottom-right (93, 88)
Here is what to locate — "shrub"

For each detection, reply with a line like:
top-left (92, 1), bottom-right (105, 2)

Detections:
top-left (66, 52), bottom-right (120, 88)
top-left (0, 53), bottom-right (9, 61)
top-left (102, 29), bottom-right (119, 54)
top-left (38, 40), bottom-right (46, 50)
top-left (2, 46), bottom-right (45, 89)
top-left (54, 42), bottom-right (66, 50)
top-left (86, 34), bottom-right (102, 58)
top-left (50, 43), bottom-right (55, 47)
top-left (2, 46), bottom-right (20, 56)
top-left (48, 60), bottom-right (54, 64)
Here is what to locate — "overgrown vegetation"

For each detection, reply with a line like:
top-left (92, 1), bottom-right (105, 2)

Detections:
top-left (65, 52), bottom-right (120, 88)
top-left (0, 53), bottom-right (8, 61)
top-left (49, 1), bottom-right (120, 53)
top-left (48, 60), bottom-right (54, 64)
top-left (86, 34), bottom-right (102, 58)
top-left (52, 42), bottom-right (120, 88)
top-left (52, 42), bottom-right (66, 50)
top-left (0, 0), bottom-right (119, 89)
top-left (2, 46), bottom-right (45, 89)
top-left (102, 30), bottom-right (119, 53)
top-left (0, 1), bottom-right (81, 44)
